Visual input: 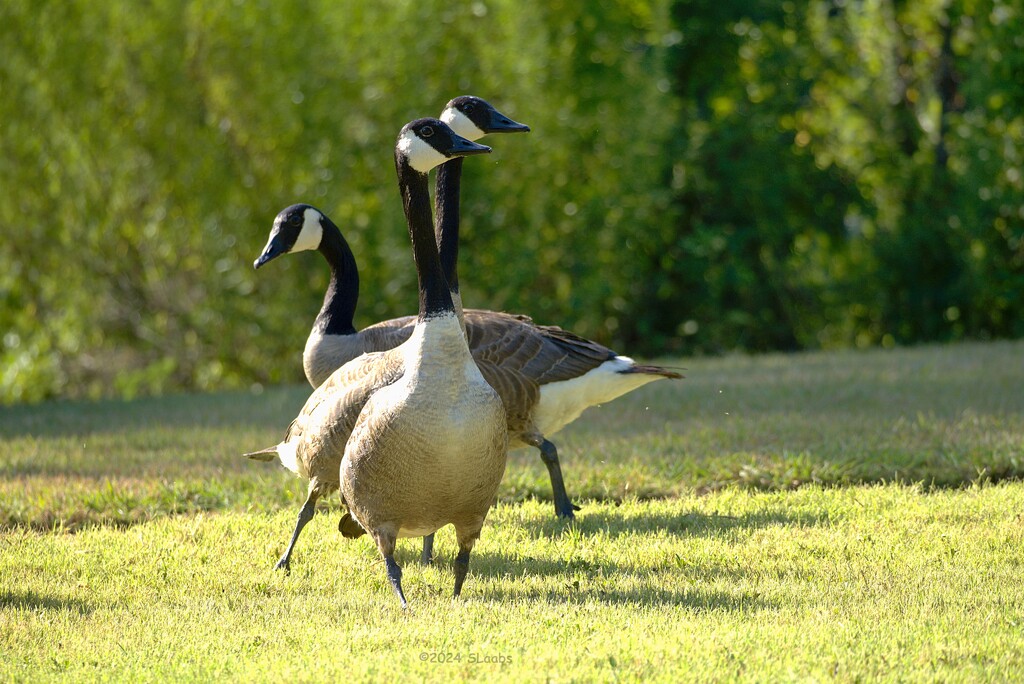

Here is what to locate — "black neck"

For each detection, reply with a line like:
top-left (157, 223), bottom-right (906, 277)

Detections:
top-left (434, 157), bottom-right (463, 294)
top-left (312, 219), bottom-right (359, 335)
top-left (397, 157), bottom-right (455, 319)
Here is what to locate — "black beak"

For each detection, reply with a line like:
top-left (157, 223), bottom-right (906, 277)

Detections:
top-left (447, 136), bottom-right (492, 158)
top-left (253, 232), bottom-right (288, 269)
top-left (485, 110), bottom-right (530, 134)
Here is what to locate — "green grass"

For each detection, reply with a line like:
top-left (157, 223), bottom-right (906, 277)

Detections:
top-left (3, 489), bottom-right (1024, 681)
top-left (2, 341), bottom-right (1024, 681)
top-left (2, 341), bottom-right (1021, 530)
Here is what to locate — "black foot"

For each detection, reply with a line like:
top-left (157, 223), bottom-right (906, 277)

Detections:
top-left (420, 533), bottom-right (436, 565)
top-left (338, 512), bottom-right (366, 539)
top-left (554, 498), bottom-right (582, 520)
top-left (273, 556), bottom-right (291, 573)
top-left (453, 548), bottom-right (471, 598)
top-left (385, 556), bottom-right (408, 608)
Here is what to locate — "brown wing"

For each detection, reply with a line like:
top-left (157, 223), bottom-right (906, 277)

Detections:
top-left (462, 310), bottom-right (616, 437)
top-left (358, 310), bottom-right (614, 387)
top-left (357, 315), bottom-right (417, 353)
top-left (289, 349), bottom-right (406, 484)
top-left (473, 356), bottom-right (539, 438)
top-left (464, 310), bottom-right (615, 386)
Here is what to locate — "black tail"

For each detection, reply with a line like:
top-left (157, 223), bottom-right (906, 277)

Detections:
top-left (621, 364), bottom-right (684, 380)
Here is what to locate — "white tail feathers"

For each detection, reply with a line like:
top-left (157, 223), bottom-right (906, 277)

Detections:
top-left (243, 442), bottom-right (301, 477)
top-left (535, 356), bottom-right (678, 437)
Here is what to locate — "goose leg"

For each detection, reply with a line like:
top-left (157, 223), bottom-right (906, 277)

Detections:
top-left (453, 547), bottom-right (472, 598)
top-left (385, 556), bottom-right (407, 608)
top-left (374, 531), bottom-right (407, 608)
top-left (452, 527), bottom-right (481, 599)
top-left (275, 492), bottom-right (317, 573)
top-left (420, 533), bottom-right (436, 565)
top-left (537, 438), bottom-right (581, 519)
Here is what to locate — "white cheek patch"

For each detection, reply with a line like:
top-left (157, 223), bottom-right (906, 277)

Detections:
top-left (292, 207), bottom-right (324, 252)
top-left (441, 109), bottom-right (486, 141)
top-left (398, 130), bottom-right (448, 173)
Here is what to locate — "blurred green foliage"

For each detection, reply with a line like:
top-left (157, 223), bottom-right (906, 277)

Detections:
top-left (0, 0), bottom-right (1021, 403)
top-left (661, 0), bottom-right (1024, 353)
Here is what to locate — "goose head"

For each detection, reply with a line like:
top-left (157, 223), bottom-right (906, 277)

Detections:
top-left (440, 96), bottom-right (530, 142)
top-left (397, 118), bottom-right (492, 173)
top-left (254, 204), bottom-right (325, 269)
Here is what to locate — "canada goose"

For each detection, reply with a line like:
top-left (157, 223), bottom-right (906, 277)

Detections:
top-left (251, 98), bottom-right (681, 570)
top-left (254, 119), bottom-right (505, 607)
top-left (434, 95), bottom-right (530, 314)
top-left (253, 97), bottom-right (529, 386)
top-left (349, 117), bottom-right (508, 606)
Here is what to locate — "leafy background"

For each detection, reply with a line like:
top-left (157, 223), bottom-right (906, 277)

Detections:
top-left (1, 0), bottom-right (1021, 403)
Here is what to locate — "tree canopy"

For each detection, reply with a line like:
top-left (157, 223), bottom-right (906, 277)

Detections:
top-left (1, 0), bottom-right (1020, 402)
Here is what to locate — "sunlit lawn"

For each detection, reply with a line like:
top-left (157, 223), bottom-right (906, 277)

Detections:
top-left (1, 341), bottom-right (1023, 681)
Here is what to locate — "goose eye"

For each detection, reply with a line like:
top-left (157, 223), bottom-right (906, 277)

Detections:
top-left (463, 103), bottom-right (475, 113)
top-left (420, 126), bottom-right (434, 138)
top-left (289, 214), bottom-right (303, 227)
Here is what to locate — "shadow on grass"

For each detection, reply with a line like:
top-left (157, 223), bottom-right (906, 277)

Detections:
top-left (0, 590), bottom-right (97, 615)
top-left (479, 582), bottom-right (770, 611)
top-left (3, 457), bottom-right (283, 482)
top-left (521, 504), bottom-right (834, 540)
top-left (403, 550), bottom-right (772, 610)
top-left (382, 506), bottom-right (818, 608)
top-left (0, 386), bottom-right (310, 440)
